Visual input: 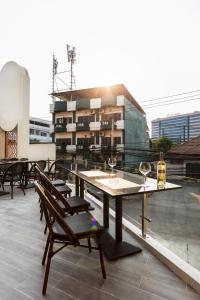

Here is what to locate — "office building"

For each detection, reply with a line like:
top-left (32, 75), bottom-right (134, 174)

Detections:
top-left (152, 111), bottom-right (200, 143)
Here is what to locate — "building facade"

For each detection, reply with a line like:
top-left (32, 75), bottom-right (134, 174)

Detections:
top-left (152, 111), bottom-right (200, 143)
top-left (51, 84), bottom-right (149, 165)
top-left (29, 117), bottom-right (52, 143)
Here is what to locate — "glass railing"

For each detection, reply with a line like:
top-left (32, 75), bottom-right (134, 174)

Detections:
top-left (54, 158), bottom-right (200, 272)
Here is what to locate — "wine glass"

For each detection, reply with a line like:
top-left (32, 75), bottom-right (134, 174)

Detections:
top-left (108, 157), bottom-right (117, 175)
top-left (139, 162), bottom-right (151, 188)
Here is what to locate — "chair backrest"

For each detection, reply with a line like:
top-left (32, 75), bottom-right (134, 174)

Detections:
top-left (3, 162), bottom-right (25, 179)
top-left (35, 181), bottom-right (78, 244)
top-left (48, 159), bottom-right (66, 174)
top-left (37, 160), bottom-right (47, 171)
top-left (39, 171), bottom-right (70, 212)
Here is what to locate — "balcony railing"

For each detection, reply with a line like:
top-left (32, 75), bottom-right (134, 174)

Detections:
top-left (54, 101), bottom-right (67, 112)
top-left (66, 145), bottom-right (76, 153)
top-left (66, 123), bottom-right (76, 132)
top-left (89, 121), bottom-right (101, 131)
top-left (101, 121), bottom-right (112, 130)
top-left (67, 101), bottom-right (76, 111)
top-left (115, 120), bottom-right (124, 130)
top-left (54, 123), bottom-right (67, 132)
top-left (115, 143), bottom-right (124, 152)
top-left (76, 122), bottom-right (90, 131)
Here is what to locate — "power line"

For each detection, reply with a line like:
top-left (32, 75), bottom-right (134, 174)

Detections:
top-left (140, 89), bottom-right (200, 103)
top-left (143, 97), bottom-right (200, 109)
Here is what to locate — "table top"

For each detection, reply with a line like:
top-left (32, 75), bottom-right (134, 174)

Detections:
top-left (60, 163), bottom-right (182, 197)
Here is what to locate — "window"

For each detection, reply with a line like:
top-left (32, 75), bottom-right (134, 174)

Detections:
top-left (114, 137), bottom-right (121, 145)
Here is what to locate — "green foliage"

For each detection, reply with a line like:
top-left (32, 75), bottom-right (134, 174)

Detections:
top-left (151, 137), bottom-right (173, 153)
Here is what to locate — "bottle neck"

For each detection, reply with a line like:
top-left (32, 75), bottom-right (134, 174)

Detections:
top-left (160, 152), bottom-right (164, 161)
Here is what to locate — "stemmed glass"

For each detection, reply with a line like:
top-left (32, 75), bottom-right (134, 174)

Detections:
top-left (108, 157), bottom-right (117, 176)
top-left (139, 162), bottom-right (151, 188)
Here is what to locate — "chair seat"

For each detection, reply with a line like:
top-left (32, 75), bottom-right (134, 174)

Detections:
top-left (51, 179), bottom-right (65, 186)
top-left (56, 184), bottom-right (72, 195)
top-left (54, 213), bottom-right (103, 239)
top-left (58, 196), bottom-right (92, 212)
top-left (67, 195), bottom-right (89, 207)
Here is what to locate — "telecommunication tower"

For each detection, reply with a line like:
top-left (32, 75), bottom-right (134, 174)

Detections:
top-left (67, 44), bottom-right (76, 90)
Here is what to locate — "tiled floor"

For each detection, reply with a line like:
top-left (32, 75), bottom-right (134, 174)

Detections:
top-left (0, 187), bottom-right (199, 300)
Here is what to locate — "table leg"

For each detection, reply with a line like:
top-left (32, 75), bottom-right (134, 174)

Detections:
top-left (115, 196), bottom-right (122, 241)
top-left (80, 178), bottom-right (84, 198)
top-left (103, 193), bottom-right (109, 228)
top-left (101, 195), bottom-right (142, 260)
top-left (75, 175), bottom-right (79, 196)
top-left (142, 192), bottom-right (148, 238)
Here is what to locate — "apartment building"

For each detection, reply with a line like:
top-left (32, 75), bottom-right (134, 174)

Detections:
top-left (51, 84), bottom-right (149, 165)
top-left (152, 111), bottom-right (200, 143)
top-left (29, 117), bottom-right (52, 143)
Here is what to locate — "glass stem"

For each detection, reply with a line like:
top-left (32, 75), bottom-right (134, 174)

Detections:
top-left (144, 175), bottom-right (146, 187)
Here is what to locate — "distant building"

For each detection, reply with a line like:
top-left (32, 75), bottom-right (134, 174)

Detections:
top-left (51, 84), bottom-right (149, 165)
top-left (167, 136), bottom-right (200, 178)
top-left (29, 117), bottom-right (52, 143)
top-left (152, 111), bottom-right (200, 143)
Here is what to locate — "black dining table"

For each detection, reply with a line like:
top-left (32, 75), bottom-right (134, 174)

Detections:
top-left (60, 162), bottom-right (182, 260)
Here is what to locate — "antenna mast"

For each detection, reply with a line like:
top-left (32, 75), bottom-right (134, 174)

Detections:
top-left (67, 44), bottom-right (76, 90)
top-left (52, 53), bottom-right (58, 102)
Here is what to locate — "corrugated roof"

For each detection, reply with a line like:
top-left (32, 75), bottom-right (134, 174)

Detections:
top-left (168, 136), bottom-right (200, 155)
top-left (51, 84), bottom-right (145, 115)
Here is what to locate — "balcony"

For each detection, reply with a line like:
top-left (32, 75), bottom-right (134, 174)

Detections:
top-left (76, 98), bottom-right (90, 110)
top-left (49, 103), bottom-right (54, 113)
top-left (116, 95), bottom-right (125, 106)
top-left (90, 98), bottom-right (101, 109)
top-left (54, 123), bottom-right (67, 132)
top-left (66, 123), bottom-right (76, 132)
top-left (54, 101), bottom-right (67, 112)
top-left (66, 144), bottom-right (76, 152)
top-left (101, 121), bottom-right (112, 130)
top-left (115, 143), bottom-right (124, 152)
top-left (89, 121), bottom-right (101, 131)
top-left (76, 122), bottom-right (90, 131)
top-left (89, 144), bottom-right (101, 152)
top-left (115, 119), bottom-right (124, 130)
top-left (67, 101), bottom-right (76, 111)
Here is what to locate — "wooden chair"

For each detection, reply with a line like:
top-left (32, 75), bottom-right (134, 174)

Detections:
top-left (47, 159), bottom-right (66, 180)
top-left (0, 162), bottom-right (25, 199)
top-left (24, 160), bottom-right (47, 185)
top-left (35, 181), bottom-right (106, 295)
top-left (38, 170), bottom-right (93, 215)
top-left (35, 164), bottom-right (72, 197)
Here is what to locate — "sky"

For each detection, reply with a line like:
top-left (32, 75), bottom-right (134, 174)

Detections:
top-left (1, 0), bottom-right (200, 131)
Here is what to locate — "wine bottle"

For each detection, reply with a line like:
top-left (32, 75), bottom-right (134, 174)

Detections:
top-left (157, 152), bottom-right (166, 189)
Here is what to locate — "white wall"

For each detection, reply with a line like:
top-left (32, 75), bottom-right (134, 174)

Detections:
top-left (0, 61), bottom-right (30, 158)
top-left (28, 143), bottom-right (56, 161)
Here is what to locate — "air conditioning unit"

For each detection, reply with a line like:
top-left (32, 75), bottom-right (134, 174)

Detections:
top-left (100, 131), bottom-right (105, 136)
top-left (90, 131), bottom-right (95, 137)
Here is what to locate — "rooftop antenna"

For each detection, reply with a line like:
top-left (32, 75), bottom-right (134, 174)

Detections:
top-left (52, 53), bottom-right (58, 99)
top-left (51, 53), bottom-right (58, 143)
top-left (67, 44), bottom-right (76, 91)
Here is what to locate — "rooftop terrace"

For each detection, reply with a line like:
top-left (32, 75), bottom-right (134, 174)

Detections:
top-left (0, 187), bottom-right (199, 300)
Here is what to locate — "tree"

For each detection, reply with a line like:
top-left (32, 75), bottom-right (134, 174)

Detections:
top-left (151, 137), bottom-right (173, 153)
